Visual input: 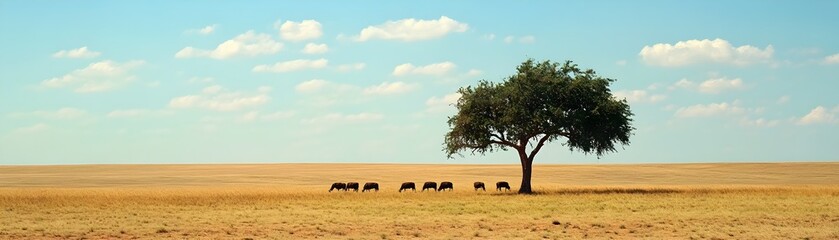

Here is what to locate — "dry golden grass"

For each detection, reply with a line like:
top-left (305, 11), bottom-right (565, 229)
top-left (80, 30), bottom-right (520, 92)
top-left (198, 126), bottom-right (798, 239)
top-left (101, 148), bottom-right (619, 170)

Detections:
top-left (1, 162), bottom-right (838, 239)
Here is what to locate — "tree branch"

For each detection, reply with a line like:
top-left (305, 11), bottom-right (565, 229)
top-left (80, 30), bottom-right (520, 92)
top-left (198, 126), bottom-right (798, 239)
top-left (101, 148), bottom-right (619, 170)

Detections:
top-left (490, 133), bottom-right (518, 148)
top-left (528, 134), bottom-right (552, 161)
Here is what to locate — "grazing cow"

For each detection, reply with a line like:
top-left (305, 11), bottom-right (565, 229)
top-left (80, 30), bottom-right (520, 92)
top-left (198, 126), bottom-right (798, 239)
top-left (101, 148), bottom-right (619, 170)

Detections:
top-left (422, 182), bottom-right (437, 192)
top-left (473, 182), bottom-right (486, 191)
top-left (399, 182), bottom-right (416, 192)
top-left (438, 181), bottom-right (453, 191)
top-left (346, 182), bottom-right (360, 192)
top-left (496, 181), bottom-right (511, 191)
top-left (329, 182), bottom-right (346, 192)
top-left (362, 182), bottom-right (379, 192)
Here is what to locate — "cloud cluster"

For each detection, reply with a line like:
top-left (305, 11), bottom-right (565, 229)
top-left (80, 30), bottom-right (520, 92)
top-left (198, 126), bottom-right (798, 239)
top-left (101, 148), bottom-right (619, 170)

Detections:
top-left (796, 106), bottom-right (839, 125)
top-left (671, 77), bottom-right (745, 94)
top-left (302, 43), bottom-right (328, 54)
top-left (52, 46), bottom-right (101, 58)
top-left (640, 38), bottom-right (773, 66)
top-left (425, 93), bottom-right (461, 112)
top-left (675, 102), bottom-right (745, 118)
top-left (824, 53), bottom-right (839, 64)
top-left (253, 58), bottom-right (328, 73)
top-left (186, 24), bottom-right (216, 35)
top-left (278, 20), bottom-right (323, 41)
top-left (175, 31), bottom-right (283, 59)
top-left (613, 90), bottom-right (666, 104)
top-left (362, 82), bottom-right (417, 95)
top-left (41, 60), bottom-right (144, 93)
top-left (393, 61), bottom-right (456, 76)
top-left (355, 16), bottom-right (468, 41)
top-left (169, 85), bottom-right (271, 111)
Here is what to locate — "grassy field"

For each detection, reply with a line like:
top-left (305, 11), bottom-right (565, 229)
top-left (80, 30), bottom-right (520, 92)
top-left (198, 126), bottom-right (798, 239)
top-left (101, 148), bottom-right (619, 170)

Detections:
top-left (1, 163), bottom-right (838, 239)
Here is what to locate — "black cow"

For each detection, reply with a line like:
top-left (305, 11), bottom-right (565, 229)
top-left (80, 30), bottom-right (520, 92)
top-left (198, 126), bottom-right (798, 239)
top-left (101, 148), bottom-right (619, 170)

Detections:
top-left (362, 182), bottom-right (379, 192)
top-left (399, 182), bottom-right (416, 192)
top-left (422, 182), bottom-right (437, 192)
top-left (473, 182), bottom-right (486, 191)
top-left (329, 182), bottom-right (346, 192)
top-left (496, 181), bottom-right (511, 191)
top-left (346, 182), bottom-right (360, 192)
top-left (438, 181), bottom-right (453, 191)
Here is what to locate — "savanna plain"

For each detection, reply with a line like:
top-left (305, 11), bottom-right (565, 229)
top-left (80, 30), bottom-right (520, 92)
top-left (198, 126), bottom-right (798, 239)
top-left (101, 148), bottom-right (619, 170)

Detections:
top-left (1, 162), bottom-right (838, 239)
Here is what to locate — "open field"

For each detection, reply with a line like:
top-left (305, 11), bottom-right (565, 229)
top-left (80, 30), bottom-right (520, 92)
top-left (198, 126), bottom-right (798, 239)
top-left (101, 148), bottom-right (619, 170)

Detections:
top-left (1, 163), bottom-right (838, 239)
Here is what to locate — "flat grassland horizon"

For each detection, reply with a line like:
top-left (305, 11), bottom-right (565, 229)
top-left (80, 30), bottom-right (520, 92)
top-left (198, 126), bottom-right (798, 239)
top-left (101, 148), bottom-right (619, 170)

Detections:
top-left (1, 162), bottom-right (838, 239)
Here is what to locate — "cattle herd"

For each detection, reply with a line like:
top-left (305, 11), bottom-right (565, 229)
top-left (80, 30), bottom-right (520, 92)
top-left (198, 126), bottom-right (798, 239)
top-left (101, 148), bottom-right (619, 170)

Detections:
top-left (329, 181), bottom-right (512, 192)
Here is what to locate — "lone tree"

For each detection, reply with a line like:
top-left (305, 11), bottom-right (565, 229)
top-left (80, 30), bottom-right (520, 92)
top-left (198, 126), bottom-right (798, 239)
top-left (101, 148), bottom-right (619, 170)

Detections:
top-left (444, 59), bottom-right (634, 194)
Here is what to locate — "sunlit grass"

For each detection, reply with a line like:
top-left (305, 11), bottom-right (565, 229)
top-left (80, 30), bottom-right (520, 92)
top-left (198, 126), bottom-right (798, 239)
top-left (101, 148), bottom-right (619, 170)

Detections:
top-left (1, 163), bottom-right (838, 239)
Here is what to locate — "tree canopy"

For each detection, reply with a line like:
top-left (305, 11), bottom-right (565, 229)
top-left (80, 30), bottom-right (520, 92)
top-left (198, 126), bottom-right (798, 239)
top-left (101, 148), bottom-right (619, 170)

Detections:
top-left (444, 59), bottom-right (634, 193)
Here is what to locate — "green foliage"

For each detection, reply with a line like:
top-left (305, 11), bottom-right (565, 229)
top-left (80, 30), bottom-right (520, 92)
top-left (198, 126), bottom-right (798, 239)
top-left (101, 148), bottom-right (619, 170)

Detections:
top-left (444, 59), bottom-right (634, 160)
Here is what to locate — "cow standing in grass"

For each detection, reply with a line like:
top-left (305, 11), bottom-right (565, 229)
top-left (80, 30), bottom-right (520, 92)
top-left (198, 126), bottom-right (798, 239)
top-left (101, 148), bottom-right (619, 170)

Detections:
top-left (422, 182), bottom-right (437, 192)
top-left (438, 181), bottom-right (453, 191)
top-left (329, 182), bottom-right (346, 192)
top-left (496, 181), bottom-right (511, 191)
top-left (346, 182), bottom-right (359, 192)
top-left (473, 182), bottom-right (486, 191)
top-left (399, 182), bottom-right (416, 192)
top-left (362, 182), bottom-right (379, 192)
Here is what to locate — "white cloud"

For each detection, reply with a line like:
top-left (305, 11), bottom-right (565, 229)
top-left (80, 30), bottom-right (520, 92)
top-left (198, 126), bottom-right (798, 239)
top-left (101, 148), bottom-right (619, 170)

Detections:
top-left (301, 43), bottom-right (328, 54)
top-left (670, 77), bottom-right (745, 94)
top-left (796, 106), bottom-right (837, 125)
top-left (186, 24), bottom-right (216, 35)
top-left (294, 79), bottom-right (358, 96)
top-left (425, 93), bottom-right (461, 112)
top-left (465, 69), bottom-right (482, 77)
top-left (483, 34), bottom-right (496, 40)
top-left (295, 79), bottom-right (329, 93)
top-left (393, 61), bottom-right (456, 76)
top-left (355, 16), bottom-right (468, 41)
top-left (616, 60), bottom-right (627, 66)
top-left (238, 111), bottom-right (294, 122)
top-left (175, 31), bottom-right (283, 59)
top-left (199, 25), bottom-right (216, 34)
top-left (823, 53), bottom-right (839, 64)
top-left (303, 113), bottom-right (383, 124)
top-left (639, 38), bottom-right (774, 66)
top-left (168, 86), bottom-right (271, 111)
top-left (52, 46), bottom-right (101, 59)
top-left (41, 60), bottom-right (143, 93)
top-left (278, 20), bottom-right (323, 41)
top-left (675, 102), bottom-right (744, 118)
top-left (613, 90), bottom-right (667, 104)
top-left (253, 58), bottom-right (328, 73)
top-left (697, 77), bottom-right (744, 94)
top-left (362, 81), bottom-right (418, 95)
top-left (336, 63), bottom-right (366, 72)
top-left (10, 108), bottom-right (87, 119)
top-left (503, 35), bottom-right (535, 44)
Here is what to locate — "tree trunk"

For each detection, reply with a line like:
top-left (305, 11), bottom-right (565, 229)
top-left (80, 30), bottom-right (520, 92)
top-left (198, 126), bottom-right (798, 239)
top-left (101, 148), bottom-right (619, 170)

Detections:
top-left (518, 150), bottom-right (534, 194)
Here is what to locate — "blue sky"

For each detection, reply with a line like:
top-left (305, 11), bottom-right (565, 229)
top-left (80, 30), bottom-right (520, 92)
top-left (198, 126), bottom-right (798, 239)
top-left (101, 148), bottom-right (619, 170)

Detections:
top-left (1, 1), bottom-right (837, 165)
